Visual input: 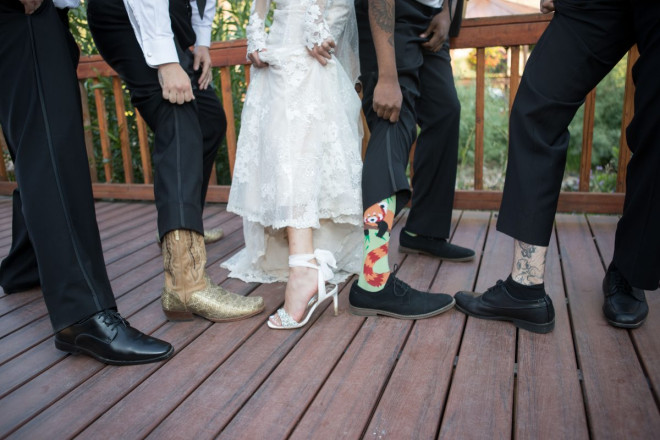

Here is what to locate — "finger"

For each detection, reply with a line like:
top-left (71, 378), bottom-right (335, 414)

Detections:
top-left (176, 91), bottom-right (185, 105)
top-left (389, 108), bottom-right (400, 123)
top-left (193, 55), bottom-right (201, 71)
top-left (184, 89), bottom-right (194, 103)
top-left (169, 92), bottom-right (178, 104)
top-left (428, 33), bottom-right (443, 52)
top-left (419, 23), bottom-right (433, 39)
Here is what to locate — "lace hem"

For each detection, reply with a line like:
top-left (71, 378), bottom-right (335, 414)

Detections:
top-left (227, 204), bottom-right (362, 230)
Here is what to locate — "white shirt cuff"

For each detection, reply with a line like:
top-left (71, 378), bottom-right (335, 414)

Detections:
top-left (193, 26), bottom-right (212, 48)
top-left (142, 37), bottom-right (179, 68)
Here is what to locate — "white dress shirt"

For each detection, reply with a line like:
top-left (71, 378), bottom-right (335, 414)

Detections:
top-left (416, 0), bottom-right (444, 9)
top-left (122, 0), bottom-right (216, 68)
top-left (53, 0), bottom-right (80, 8)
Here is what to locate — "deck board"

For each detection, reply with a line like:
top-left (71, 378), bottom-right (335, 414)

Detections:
top-left (0, 199), bottom-right (658, 439)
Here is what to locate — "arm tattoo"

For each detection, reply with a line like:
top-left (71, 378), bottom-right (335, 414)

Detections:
top-left (368, 0), bottom-right (395, 47)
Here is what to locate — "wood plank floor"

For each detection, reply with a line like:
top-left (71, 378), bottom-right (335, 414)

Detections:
top-left (0, 198), bottom-right (658, 439)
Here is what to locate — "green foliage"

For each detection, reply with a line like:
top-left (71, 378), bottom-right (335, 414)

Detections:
top-left (455, 55), bottom-right (627, 192)
top-left (67, 0), bottom-right (256, 185)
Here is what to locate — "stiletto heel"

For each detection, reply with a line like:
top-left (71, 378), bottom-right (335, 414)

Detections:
top-left (268, 249), bottom-right (339, 329)
top-left (333, 293), bottom-right (339, 316)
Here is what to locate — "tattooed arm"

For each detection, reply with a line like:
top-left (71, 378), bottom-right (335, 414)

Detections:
top-left (368, 0), bottom-right (402, 123)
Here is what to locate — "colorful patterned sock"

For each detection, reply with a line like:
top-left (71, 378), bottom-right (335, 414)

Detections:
top-left (358, 196), bottom-right (395, 292)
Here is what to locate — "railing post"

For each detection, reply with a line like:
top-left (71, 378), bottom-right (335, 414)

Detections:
top-left (474, 47), bottom-right (485, 190)
top-left (136, 110), bottom-right (153, 184)
top-left (112, 77), bottom-right (134, 184)
top-left (617, 45), bottom-right (638, 193)
top-left (79, 81), bottom-right (98, 182)
top-left (220, 66), bottom-right (237, 178)
top-left (579, 89), bottom-right (597, 192)
top-left (92, 78), bottom-right (113, 182)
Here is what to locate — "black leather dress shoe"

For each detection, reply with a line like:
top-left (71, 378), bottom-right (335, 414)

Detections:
top-left (399, 229), bottom-right (475, 261)
top-left (55, 310), bottom-right (174, 365)
top-left (454, 280), bottom-right (555, 333)
top-left (602, 267), bottom-right (648, 328)
top-left (349, 267), bottom-right (455, 319)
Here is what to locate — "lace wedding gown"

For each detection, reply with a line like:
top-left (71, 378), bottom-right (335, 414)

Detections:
top-left (222, 0), bottom-right (363, 283)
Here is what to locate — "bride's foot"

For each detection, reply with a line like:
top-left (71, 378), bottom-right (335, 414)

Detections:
top-left (269, 264), bottom-right (319, 326)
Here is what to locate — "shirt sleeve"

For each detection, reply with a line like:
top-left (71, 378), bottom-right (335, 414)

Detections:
top-left (302, 0), bottom-right (332, 49)
top-left (191, 0), bottom-right (217, 48)
top-left (123, 0), bottom-right (178, 68)
top-left (246, 0), bottom-right (272, 55)
top-left (53, 0), bottom-right (81, 8)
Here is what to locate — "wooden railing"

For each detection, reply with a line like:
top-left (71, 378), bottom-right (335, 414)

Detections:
top-left (0, 14), bottom-right (636, 214)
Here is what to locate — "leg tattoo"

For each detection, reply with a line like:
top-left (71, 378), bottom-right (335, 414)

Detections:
top-left (512, 240), bottom-right (547, 285)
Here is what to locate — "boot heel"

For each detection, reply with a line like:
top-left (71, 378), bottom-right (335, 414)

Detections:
top-left (163, 310), bottom-right (195, 321)
top-left (54, 339), bottom-right (80, 354)
top-left (348, 305), bottom-right (378, 317)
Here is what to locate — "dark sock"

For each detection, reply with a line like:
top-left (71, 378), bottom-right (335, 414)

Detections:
top-left (504, 275), bottom-right (546, 300)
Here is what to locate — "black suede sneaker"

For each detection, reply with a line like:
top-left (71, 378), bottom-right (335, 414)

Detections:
top-left (399, 229), bottom-right (475, 261)
top-left (602, 266), bottom-right (648, 329)
top-left (454, 280), bottom-right (555, 333)
top-left (349, 268), bottom-right (455, 319)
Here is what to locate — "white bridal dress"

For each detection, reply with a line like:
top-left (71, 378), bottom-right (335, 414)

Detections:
top-left (222, 0), bottom-right (363, 283)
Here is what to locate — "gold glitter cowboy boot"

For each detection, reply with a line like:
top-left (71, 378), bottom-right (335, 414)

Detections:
top-left (203, 226), bottom-right (224, 244)
top-left (161, 230), bottom-right (264, 322)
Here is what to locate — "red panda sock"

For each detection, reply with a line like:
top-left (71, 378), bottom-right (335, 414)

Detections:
top-left (358, 196), bottom-right (395, 292)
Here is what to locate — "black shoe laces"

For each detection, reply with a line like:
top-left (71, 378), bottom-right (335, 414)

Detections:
top-left (391, 264), bottom-right (411, 297)
top-left (610, 270), bottom-right (632, 294)
top-left (99, 310), bottom-right (129, 330)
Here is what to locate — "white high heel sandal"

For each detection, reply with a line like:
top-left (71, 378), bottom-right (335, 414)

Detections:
top-left (268, 249), bottom-right (339, 330)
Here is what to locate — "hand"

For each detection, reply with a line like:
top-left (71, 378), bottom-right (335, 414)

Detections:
top-left (247, 50), bottom-right (268, 68)
top-left (540, 0), bottom-right (555, 13)
top-left (307, 38), bottom-right (336, 66)
top-left (373, 76), bottom-right (402, 123)
top-left (420, 11), bottom-right (451, 52)
top-left (20, 0), bottom-right (43, 14)
top-left (157, 63), bottom-right (194, 105)
top-left (193, 46), bottom-right (212, 90)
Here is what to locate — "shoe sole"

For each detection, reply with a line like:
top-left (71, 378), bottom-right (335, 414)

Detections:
top-left (605, 317), bottom-right (646, 329)
top-left (348, 298), bottom-right (455, 320)
top-left (455, 303), bottom-right (555, 334)
top-left (164, 307), bottom-right (265, 323)
top-left (398, 246), bottom-right (475, 262)
top-left (55, 340), bottom-right (175, 366)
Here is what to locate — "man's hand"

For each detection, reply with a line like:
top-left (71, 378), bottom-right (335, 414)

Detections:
top-left (247, 50), bottom-right (268, 68)
top-left (540, 0), bottom-right (555, 13)
top-left (420, 9), bottom-right (451, 52)
top-left (193, 46), bottom-right (212, 90)
top-left (157, 63), bottom-right (194, 105)
top-left (373, 76), bottom-right (402, 123)
top-left (20, 0), bottom-right (43, 14)
top-left (307, 38), bottom-right (336, 66)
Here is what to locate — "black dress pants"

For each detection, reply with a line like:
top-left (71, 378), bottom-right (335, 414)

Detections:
top-left (0, 0), bottom-right (116, 331)
top-left (87, 0), bottom-right (226, 239)
top-left (496, 0), bottom-right (660, 290)
top-left (357, 0), bottom-right (460, 239)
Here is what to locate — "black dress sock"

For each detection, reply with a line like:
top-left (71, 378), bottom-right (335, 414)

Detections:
top-left (504, 275), bottom-right (546, 300)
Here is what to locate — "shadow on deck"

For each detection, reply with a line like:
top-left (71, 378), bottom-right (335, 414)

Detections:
top-left (0, 198), bottom-right (658, 439)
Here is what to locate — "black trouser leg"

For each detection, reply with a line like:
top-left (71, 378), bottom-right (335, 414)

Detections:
top-left (88, 0), bottom-right (210, 238)
top-left (0, 0), bottom-right (116, 331)
top-left (0, 189), bottom-right (40, 293)
top-left (357, 0), bottom-right (433, 214)
top-left (496, 0), bottom-right (634, 246)
top-left (405, 42), bottom-right (460, 239)
top-left (612, 0), bottom-right (660, 290)
top-left (193, 85), bottom-right (225, 206)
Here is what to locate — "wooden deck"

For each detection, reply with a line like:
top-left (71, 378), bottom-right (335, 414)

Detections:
top-left (0, 197), bottom-right (658, 439)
